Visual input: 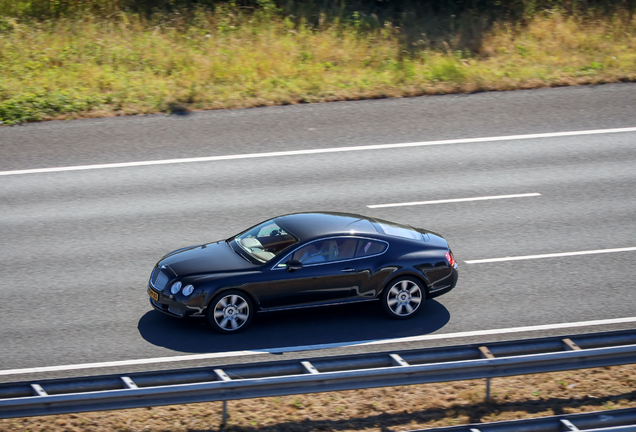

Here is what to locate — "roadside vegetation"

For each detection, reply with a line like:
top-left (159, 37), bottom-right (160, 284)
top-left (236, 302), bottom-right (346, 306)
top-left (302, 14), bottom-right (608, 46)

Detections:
top-left (0, 0), bottom-right (635, 125)
top-left (1, 365), bottom-right (635, 431)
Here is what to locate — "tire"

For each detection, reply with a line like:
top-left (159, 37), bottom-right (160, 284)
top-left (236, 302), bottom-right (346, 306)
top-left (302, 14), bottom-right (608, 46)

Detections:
top-left (381, 276), bottom-right (425, 319)
top-left (207, 290), bottom-right (254, 333)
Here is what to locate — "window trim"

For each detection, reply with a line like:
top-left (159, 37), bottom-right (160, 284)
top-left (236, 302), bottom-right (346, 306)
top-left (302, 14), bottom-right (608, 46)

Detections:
top-left (271, 236), bottom-right (389, 270)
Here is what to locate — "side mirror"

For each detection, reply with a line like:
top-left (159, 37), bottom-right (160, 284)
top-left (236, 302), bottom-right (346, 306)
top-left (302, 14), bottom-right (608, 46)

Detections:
top-left (286, 259), bottom-right (303, 272)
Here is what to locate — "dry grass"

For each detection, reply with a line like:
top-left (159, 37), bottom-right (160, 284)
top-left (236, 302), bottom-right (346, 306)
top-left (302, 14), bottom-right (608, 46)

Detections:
top-left (2, 365), bottom-right (636, 432)
top-left (1, 9), bottom-right (636, 125)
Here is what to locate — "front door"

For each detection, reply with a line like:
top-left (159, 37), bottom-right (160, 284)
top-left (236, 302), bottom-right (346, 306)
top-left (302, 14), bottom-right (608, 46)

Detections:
top-left (259, 238), bottom-right (361, 309)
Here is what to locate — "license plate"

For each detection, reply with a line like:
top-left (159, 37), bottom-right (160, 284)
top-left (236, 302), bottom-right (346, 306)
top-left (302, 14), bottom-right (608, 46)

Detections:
top-left (148, 287), bottom-right (159, 301)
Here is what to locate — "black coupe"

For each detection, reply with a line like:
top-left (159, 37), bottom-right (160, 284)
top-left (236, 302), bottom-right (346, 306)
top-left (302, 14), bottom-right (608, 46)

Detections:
top-left (147, 212), bottom-right (458, 333)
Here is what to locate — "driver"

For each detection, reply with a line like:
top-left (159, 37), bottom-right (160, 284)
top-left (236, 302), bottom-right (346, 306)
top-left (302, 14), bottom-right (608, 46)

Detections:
top-left (300, 243), bottom-right (326, 264)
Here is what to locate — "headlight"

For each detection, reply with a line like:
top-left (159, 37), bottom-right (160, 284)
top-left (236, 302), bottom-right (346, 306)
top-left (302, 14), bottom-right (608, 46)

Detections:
top-left (170, 281), bottom-right (182, 294)
top-left (182, 285), bottom-right (194, 296)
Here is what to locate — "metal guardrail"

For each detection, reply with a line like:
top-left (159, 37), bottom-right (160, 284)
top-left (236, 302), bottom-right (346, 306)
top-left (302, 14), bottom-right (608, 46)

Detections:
top-left (1, 329), bottom-right (635, 419)
top-left (412, 407), bottom-right (636, 432)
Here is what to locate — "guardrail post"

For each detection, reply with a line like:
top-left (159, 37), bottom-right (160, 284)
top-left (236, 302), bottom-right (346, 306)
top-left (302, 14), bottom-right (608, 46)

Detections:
top-left (30, 384), bottom-right (47, 397)
top-left (479, 346), bottom-right (495, 401)
top-left (390, 354), bottom-right (410, 367)
top-left (214, 369), bottom-right (232, 427)
top-left (563, 338), bottom-right (582, 351)
top-left (561, 419), bottom-right (579, 431)
top-left (301, 361), bottom-right (320, 374)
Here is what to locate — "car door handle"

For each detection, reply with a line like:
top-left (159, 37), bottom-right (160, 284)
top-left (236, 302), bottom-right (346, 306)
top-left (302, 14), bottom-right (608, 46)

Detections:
top-left (341, 268), bottom-right (356, 273)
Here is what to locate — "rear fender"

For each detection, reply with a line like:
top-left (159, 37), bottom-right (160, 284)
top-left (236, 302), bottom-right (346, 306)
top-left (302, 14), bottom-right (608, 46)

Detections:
top-left (380, 271), bottom-right (430, 299)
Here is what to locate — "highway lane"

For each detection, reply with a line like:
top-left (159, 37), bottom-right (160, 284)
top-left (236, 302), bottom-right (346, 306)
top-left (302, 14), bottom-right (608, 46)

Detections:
top-left (2, 83), bottom-right (636, 172)
top-left (1, 85), bottom-right (636, 382)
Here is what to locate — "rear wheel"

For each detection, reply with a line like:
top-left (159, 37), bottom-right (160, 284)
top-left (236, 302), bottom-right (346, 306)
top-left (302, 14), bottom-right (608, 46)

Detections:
top-left (207, 290), bottom-right (254, 333)
top-left (381, 277), bottom-right (425, 319)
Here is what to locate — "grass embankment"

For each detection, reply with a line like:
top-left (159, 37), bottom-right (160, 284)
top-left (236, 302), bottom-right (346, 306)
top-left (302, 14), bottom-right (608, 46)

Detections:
top-left (1, 6), bottom-right (635, 125)
top-left (1, 365), bottom-right (635, 432)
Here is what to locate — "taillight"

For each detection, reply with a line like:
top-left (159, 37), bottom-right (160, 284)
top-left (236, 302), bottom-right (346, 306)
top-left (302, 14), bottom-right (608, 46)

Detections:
top-left (445, 251), bottom-right (456, 267)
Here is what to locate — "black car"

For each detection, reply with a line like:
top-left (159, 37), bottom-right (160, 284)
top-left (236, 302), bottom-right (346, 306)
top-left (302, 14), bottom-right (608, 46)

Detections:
top-left (147, 212), bottom-right (458, 333)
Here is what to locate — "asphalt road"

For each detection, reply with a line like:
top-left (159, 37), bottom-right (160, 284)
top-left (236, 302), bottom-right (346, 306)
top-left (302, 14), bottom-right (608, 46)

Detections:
top-left (1, 83), bottom-right (635, 383)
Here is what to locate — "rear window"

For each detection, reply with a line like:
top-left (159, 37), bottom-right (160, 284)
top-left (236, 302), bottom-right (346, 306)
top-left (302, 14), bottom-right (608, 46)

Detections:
top-left (376, 222), bottom-right (423, 241)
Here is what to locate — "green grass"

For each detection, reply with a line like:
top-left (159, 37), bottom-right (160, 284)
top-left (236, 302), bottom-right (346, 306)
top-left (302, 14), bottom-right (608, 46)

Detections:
top-left (1, 4), bottom-right (635, 125)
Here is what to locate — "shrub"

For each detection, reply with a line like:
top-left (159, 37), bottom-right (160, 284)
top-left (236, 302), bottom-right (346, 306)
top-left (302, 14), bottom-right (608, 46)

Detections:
top-left (0, 90), bottom-right (104, 125)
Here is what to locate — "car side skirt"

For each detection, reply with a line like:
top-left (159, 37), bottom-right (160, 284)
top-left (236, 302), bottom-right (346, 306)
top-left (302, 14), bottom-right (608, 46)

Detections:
top-left (259, 297), bottom-right (379, 313)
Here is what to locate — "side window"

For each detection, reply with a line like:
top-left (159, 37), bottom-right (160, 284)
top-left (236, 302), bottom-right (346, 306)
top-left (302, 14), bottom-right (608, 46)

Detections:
top-left (292, 240), bottom-right (329, 264)
top-left (356, 240), bottom-right (387, 257)
top-left (288, 239), bottom-right (359, 265)
top-left (334, 239), bottom-right (358, 260)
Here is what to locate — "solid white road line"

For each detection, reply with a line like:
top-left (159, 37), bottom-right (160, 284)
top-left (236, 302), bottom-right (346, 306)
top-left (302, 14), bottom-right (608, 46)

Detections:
top-left (466, 246), bottom-right (636, 264)
top-left (368, 193), bottom-right (541, 209)
top-left (2, 126), bottom-right (636, 176)
top-left (2, 316), bottom-right (636, 376)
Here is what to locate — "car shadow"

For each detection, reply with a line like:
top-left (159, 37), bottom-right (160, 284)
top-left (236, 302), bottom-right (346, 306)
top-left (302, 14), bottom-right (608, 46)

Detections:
top-left (137, 300), bottom-right (450, 353)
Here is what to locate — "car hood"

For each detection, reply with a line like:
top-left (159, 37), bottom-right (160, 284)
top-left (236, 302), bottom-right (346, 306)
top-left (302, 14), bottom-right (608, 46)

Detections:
top-left (159, 241), bottom-right (256, 277)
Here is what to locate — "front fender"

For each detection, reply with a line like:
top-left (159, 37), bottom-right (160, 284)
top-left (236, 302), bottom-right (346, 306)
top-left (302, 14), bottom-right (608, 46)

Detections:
top-left (191, 272), bottom-right (267, 310)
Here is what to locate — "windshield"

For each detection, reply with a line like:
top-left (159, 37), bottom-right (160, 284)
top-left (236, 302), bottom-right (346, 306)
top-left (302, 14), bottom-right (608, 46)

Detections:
top-left (234, 220), bottom-right (298, 263)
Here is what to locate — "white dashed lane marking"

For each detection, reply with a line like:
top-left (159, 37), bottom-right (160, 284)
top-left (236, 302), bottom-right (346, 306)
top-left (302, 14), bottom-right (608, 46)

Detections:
top-left (2, 126), bottom-right (636, 176)
top-left (368, 193), bottom-right (541, 208)
top-left (466, 247), bottom-right (636, 264)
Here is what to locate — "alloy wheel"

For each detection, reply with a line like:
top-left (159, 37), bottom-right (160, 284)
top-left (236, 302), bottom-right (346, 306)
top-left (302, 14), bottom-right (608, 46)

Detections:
top-left (386, 279), bottom-right (422, 317)
top-left (212, 294), bottom-right (250, 331)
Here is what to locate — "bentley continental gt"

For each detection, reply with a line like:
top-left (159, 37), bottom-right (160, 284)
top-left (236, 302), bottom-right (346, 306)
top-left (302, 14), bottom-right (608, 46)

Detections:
top-left (147, 212), bottom-right (458, 333)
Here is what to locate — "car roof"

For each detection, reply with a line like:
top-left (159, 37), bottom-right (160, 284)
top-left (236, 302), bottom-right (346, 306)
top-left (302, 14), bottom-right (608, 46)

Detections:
top-left (274, 212), bottom-right (379, 241)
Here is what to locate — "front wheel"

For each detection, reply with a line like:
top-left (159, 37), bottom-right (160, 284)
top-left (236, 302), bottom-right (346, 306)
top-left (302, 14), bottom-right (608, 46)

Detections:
top-left (381, 277), bottom-right (425, 319)
top-left (207, 290), bottom-right (254, 333)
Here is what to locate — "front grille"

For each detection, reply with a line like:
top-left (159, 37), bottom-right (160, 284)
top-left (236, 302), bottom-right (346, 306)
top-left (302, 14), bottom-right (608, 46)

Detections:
top-left (168, 305), bottom-right (185, 317)
top-left (151, 268), bottom-right (169, 291)
top-left (150, 268), bottom-right (158, 285)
